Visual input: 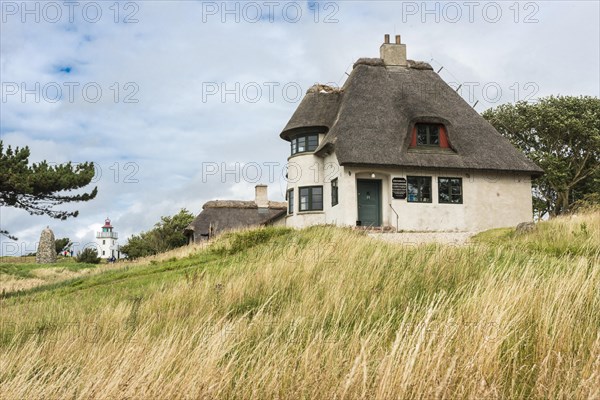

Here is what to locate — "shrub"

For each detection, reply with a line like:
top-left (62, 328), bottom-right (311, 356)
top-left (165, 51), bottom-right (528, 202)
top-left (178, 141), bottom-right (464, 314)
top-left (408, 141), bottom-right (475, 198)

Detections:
top-left (571, 192), bottom-right (600, 213)
top-left (121, 209), bottom-right (195, 259)
top-left (76, 248), bottom-right (101, 264)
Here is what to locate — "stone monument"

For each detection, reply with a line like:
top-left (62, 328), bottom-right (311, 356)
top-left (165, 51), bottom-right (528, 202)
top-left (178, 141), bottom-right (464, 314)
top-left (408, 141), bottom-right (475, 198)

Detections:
top-left (36, 226), bottom-right (57, 264)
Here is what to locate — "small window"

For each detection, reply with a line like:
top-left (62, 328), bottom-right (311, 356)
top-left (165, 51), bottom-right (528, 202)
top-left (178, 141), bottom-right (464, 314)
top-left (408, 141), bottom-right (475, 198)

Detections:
top-left (102, 240), bottom-right (106, 245)
top-left (291, 134), bottom-right (319, 155)
top-left (287, 188), bottom-right (294, 215)
top-left (439, 177), bottom-right (463, 204)
top-left (410, 123), bottom-right (452, 148)
top-left (407, 176), bottom-right (432, 203)
top-left (416, 124), bottom-right (439, 146)
top-left (299, 186), bottom-right (323, 211)
top-left (297, 136), bottom-right (306, 152)
top-left (331, 178), bottom-right (339, 206)
top-left (102, 250), bottom-right (105, 256)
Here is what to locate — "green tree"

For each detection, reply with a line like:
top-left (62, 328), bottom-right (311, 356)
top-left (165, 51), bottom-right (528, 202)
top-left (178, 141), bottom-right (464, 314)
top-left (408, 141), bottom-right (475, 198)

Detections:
top-left (120, 234), bottom-right (155, 260)
top-left (482, 96), bottom-right (600, 218)
top-left (0, 141), bottom-right (98, 239)
top-left (55, 237), bottom-right (71, 255)
top-left (121, 209), bottom-right (194, 259)
top-left (76, 248), bottom-right (101, 264)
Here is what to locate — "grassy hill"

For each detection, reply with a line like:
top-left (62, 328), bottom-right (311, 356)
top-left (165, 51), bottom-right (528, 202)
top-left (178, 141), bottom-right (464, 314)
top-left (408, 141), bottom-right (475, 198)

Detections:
top-left (1, 212), bottom-right (599, 399)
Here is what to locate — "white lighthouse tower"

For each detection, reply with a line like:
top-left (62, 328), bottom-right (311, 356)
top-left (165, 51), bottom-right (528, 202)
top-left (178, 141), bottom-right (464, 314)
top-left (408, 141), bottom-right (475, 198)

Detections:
top-left (96, 218), bottom-right (120, 259)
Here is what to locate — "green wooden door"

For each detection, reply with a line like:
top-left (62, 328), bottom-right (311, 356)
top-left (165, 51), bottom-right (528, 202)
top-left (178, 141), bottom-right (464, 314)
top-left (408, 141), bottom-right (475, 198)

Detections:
top-left (357, 179), bottom-right (381, 227)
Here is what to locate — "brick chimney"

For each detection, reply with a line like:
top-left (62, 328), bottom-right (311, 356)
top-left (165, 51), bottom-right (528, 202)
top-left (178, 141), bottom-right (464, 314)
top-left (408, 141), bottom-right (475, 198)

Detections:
top-left (380, 34), bottom-right (407, 67)
top-left (255, 184), bottom-right (269, 208)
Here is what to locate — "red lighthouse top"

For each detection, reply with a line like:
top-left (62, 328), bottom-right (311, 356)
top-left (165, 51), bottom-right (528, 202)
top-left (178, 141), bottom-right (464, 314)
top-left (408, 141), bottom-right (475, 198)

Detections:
top-left (103, 218), bottom-right (113, 228)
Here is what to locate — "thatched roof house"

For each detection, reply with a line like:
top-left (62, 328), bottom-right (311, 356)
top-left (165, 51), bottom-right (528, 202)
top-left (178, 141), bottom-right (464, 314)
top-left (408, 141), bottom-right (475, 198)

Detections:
top-left (280, 35), bottom-right (542, 233)
top-left (184, 185), bottom-right (286, 243)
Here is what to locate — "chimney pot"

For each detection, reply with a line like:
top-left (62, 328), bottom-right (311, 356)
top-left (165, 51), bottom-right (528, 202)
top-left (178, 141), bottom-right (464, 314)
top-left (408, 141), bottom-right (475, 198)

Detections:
top-left (255, 185), bottom-right (269, 208)
top-left (380, 34), bottom-right (407, 67)
top-left (384, 34), bottom-right (390, 44)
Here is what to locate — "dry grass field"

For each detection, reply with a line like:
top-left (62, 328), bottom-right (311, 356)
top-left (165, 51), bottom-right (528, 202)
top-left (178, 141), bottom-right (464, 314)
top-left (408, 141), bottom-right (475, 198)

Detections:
top-left (0, 244), bottom-right (208, 294)
top-left (0, 212), bottom-right (599, 399)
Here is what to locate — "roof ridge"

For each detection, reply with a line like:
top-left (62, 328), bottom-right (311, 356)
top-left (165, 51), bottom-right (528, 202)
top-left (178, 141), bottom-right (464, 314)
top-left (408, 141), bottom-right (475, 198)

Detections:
top-left (352, 58), bottom-right (433, 71)
top-left (306, 84), bottom-right (343, 94)
top-left (203, 200), bottom-right (287, 210)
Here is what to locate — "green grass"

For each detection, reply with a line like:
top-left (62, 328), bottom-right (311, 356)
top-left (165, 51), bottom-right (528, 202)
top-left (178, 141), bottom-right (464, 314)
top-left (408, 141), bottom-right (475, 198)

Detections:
top-left (1, 251), bottom-right (219, 301)
top-left (471, 226), bottom-right (514, 243)
top-left (473, 215), bottom-right (599, 258)
top-left (0, 215), bottom-right (599, 399)
top-left (0, 258), bottom-right (98, 279)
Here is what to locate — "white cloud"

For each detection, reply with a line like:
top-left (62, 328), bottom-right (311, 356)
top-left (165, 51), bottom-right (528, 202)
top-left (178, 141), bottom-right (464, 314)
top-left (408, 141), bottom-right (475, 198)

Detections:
top-left (1, 0), bottom-right (598, 254)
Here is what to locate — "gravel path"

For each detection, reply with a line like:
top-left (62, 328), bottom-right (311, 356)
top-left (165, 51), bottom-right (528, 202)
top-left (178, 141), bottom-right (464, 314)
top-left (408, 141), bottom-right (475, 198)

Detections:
top-left (368, 232), bottom-right (476, 245)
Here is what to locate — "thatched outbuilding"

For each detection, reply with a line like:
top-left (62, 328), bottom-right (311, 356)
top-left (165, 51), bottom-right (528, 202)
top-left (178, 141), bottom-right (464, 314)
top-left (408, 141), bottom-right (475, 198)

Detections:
top-left (184, 185), bottom-right (286, 243)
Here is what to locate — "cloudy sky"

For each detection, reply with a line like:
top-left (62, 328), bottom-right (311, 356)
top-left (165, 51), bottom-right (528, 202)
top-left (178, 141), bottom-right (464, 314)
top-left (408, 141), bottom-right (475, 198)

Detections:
top-left (1, 0), bottom-right (599, 255)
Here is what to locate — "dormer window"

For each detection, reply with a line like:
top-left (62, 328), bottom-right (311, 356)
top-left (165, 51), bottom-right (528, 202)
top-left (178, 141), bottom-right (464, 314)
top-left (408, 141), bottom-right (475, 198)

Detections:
top-left (291, 134), bottom-right (319, 155)
top-left (410, 123), bottom-right (450, 148)
top-left (417, 124), bottom-right (439, 146)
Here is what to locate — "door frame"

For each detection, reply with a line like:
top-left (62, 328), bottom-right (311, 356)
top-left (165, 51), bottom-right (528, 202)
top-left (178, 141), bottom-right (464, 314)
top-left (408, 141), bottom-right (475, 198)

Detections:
top-left (356, 179), bottom-right (382, 227)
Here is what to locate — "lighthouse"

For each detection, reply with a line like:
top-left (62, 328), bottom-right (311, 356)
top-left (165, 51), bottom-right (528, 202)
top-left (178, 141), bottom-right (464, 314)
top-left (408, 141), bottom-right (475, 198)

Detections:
top-left (96, 218), bottom-right (120, 259)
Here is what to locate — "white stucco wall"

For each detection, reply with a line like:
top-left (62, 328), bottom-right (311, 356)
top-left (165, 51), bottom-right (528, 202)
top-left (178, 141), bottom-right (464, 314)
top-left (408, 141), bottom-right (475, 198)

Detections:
top-left (383, 168), bottom-right (533, 232)
top-left (285, 150), bottom-right (534, 232)
top-left (96, 236), bottom-right (119, 258)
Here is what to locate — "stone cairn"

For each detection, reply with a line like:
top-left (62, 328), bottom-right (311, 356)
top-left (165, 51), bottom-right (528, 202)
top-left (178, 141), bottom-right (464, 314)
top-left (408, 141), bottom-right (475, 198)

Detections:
top-left (36, 226), bottom-right (57, 264)
top-left (516, 222), bottom-right (536, 235)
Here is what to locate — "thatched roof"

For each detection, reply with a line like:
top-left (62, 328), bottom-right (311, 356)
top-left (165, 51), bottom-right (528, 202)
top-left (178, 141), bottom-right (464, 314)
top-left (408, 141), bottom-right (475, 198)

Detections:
top-left (280, 85), bottom-right (343, 141)
top-left (202, 200), bottom-right (287, 210)
top-left (280, 58), bottom-right (543, 175)
top-left (185, 201), bottom-right (286, 239)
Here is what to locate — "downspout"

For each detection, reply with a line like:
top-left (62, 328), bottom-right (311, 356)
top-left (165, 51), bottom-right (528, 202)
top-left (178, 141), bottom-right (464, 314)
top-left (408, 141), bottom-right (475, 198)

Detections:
top-left (389, 203), bottom-right (399, 232)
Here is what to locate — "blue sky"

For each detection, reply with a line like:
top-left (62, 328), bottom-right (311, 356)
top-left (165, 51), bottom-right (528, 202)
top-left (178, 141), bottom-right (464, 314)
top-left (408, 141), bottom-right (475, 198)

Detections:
top-left (1, 0), bottom-right (599, 254)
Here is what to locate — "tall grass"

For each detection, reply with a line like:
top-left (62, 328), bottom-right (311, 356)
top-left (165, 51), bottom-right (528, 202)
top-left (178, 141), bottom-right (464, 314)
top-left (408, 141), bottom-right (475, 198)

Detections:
top-left (0, 243), bottom-right (209, 294)
top-left (0, 213), bottom-right (599, 399)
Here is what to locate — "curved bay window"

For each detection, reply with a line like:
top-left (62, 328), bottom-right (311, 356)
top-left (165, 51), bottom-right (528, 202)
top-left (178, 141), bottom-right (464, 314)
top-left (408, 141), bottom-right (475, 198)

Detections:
top-left (287, 188), bottom-right (294, 214)
top-left (299, 186), bottom-right (323, 211)
top-left (291, 134), bottom-right (319, 155)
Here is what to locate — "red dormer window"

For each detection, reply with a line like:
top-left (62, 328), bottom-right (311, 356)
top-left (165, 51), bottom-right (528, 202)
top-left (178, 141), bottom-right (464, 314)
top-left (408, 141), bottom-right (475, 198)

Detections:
top-left (410, 123), bottom-right (450, 148)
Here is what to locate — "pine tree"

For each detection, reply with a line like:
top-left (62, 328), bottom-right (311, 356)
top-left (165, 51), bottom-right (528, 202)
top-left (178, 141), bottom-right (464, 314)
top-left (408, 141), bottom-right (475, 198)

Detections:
top-left (0, 141), bottom-right (98, 239)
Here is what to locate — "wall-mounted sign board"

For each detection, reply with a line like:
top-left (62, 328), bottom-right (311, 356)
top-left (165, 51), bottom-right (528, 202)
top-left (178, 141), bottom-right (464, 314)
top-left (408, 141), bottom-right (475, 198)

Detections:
top-left (392, 177), bottom-right (407, 200)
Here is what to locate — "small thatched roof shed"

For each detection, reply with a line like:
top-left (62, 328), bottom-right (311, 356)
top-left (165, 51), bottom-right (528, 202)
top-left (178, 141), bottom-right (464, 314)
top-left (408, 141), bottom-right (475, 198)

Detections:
top-left (184, 186), bottom-right (286, 243)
